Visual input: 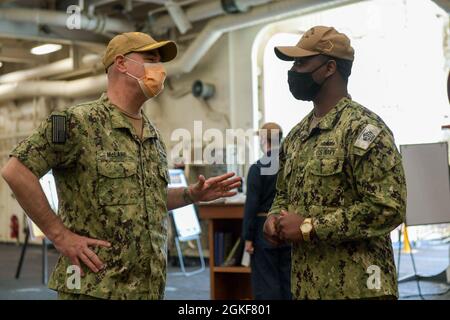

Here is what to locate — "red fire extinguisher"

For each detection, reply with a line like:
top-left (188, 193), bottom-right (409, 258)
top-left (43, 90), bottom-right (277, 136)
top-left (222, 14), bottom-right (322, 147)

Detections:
top-left (10, 215), bottom-right (19, 239)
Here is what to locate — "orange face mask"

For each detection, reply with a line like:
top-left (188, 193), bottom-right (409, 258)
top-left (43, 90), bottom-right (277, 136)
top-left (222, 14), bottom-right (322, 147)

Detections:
top-left (125, 57), bottom-right (167, 99)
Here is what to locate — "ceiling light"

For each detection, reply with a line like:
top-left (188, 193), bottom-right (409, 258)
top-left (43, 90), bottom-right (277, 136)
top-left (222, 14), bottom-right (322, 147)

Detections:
top-left (31, 44), bottom-right (62, 55)
top-left (0, 61), bottom-right (3, 68)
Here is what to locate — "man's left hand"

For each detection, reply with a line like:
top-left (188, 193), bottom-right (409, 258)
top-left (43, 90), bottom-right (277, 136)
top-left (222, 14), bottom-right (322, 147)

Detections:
top-left (278, 210), bottom-right (305, 243)
top-left (188, 172), bottom-right (242, 203)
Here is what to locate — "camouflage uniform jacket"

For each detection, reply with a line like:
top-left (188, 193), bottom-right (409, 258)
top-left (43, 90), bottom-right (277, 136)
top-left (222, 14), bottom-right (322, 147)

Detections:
top-left (269, 97), bottom-right (406, 299)
top-left (10, 93), bottom-right (170, 299)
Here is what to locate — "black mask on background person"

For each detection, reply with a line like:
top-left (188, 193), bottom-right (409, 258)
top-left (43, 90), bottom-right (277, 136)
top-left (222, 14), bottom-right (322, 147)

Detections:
top-left (288, 60), bottom-right (330, 101)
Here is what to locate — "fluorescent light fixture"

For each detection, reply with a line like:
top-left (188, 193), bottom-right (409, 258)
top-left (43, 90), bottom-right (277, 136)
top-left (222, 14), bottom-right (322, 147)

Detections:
top-left (31, 43), bottom-right (62, 55)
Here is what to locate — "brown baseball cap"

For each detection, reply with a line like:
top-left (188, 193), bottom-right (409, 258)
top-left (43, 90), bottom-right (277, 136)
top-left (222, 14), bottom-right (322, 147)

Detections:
top-left (275, 26), bottom-right (354, 62)
top-left (102, 32), bottom-right (178, 69)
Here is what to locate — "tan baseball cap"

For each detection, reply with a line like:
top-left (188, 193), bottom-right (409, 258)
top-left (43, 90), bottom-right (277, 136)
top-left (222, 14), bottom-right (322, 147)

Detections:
top-left (275, 26), bottom-right (354, 62)
top-left (102, 32), bottom-right (178, 69)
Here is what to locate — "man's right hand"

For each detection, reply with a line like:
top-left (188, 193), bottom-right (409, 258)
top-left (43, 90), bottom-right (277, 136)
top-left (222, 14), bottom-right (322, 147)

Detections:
top-left (263, 214), bottom-right (282, 246)
top-left (52, 228), bottom-right (111, 276)
top-left (245, 240), bottom-right (254, 255)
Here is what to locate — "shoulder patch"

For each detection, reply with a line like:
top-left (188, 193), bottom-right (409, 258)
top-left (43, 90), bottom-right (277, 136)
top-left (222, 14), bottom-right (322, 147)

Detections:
top-left (354, 124), bottom-right (381, 150)
top-left (51, 114), bottom-right (67, 144)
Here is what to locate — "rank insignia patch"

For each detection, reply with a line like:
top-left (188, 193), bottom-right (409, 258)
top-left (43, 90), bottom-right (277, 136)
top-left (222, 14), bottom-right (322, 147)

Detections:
top-left (354, 124), bottom-right (381, 150)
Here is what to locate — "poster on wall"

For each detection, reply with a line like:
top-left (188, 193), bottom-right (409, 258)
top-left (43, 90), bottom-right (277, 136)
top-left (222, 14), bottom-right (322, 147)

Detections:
top-left (27, 171), bottom-right (59, 240)
top-left (168, 169), bottom-right (201, 240)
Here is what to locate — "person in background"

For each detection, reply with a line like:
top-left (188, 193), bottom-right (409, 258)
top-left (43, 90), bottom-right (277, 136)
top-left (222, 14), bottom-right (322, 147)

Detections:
top-left (242, 122), bottom-right (292, 300)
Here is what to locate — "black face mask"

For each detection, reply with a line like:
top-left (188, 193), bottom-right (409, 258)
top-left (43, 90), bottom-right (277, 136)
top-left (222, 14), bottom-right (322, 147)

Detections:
top-left (288, 60), bottom-right (329, 101)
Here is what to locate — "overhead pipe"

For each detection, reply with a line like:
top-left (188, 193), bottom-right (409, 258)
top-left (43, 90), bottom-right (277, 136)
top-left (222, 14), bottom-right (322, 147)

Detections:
top-left (0, 55), bottom-right (101, 84)
top-left (0, 8), bottom-right (134, 35)
top-left (150, 0), bottom-right (272, 35)
top-left (165, 0), bottom-right (193, 34)
top-left (0, 75), bottom-right (107, 103)
top-left (0, 0), bottom-right (365, 102)
top-left (0, 59), bottom-right (73, 84)
top-left (432, 0), bottom-right (450, 14)
top-left (165, 0), bottom-right (365, 75)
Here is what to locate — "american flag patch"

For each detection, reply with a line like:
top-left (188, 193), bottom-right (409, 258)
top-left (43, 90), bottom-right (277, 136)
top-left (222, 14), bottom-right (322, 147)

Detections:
top-left (51, 114), bottom-right (66, 144)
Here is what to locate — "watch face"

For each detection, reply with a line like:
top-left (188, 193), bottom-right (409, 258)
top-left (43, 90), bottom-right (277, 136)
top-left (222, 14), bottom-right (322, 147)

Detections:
top-left (301, 223), bottom-right (313, 233)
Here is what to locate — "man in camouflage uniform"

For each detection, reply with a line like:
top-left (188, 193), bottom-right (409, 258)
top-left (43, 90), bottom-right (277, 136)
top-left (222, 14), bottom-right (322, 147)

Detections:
top-left (263, 26), bottom-right (406, 299)
top-left (1, 32), bottom-right (241, 300)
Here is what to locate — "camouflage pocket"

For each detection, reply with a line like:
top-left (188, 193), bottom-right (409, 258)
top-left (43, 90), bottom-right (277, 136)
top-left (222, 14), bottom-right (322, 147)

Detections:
top-left (308, 158), bottom-right (344, 176)
top-left (304, 158), bottom-right (345, 205)
top-left (158, 165), bottom-right (169, 186)
top-left (154, 165), bottom-right (169, 209)
top-left (283, 158), bottom-right (293, 177)
top-left (97, 160), bottom-right (140, 206)
top-left (155, 139), bottom-right (167, 158)
top-left (282, 155), bottom-right (297, 183)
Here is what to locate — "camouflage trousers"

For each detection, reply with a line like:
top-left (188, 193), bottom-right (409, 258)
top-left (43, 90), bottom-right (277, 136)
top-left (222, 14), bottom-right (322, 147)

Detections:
top-left (361, 295), bottom-right (397, 300)
top-left (58, 291), bottom-right (103, 300)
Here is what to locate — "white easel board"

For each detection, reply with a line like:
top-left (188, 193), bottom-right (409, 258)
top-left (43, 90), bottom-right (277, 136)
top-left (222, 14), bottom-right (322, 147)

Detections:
top-left (168, 169), bottom-right (201, 239)
top-left (400, 142), bottom-right (450, 226)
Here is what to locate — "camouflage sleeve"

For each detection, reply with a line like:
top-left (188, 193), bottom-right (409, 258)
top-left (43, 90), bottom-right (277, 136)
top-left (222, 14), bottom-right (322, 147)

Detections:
top-left (313, 125), bottom-right (406, 242)
top-left (268, 142), bottom-right (288, 217)
top-left (9, 110), bottom-right (82, 179)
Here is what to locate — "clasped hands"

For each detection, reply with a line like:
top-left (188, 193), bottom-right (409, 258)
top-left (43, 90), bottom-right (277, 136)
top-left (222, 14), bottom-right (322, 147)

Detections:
top-left (263, 210), bottom-right (308, 245)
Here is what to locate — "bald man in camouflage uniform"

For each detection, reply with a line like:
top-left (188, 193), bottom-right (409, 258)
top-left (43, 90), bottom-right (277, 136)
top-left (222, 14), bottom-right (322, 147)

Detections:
top-left (264, 26), bottom-right (406, 299)
top-left (1, 33), bottom-right (241, 300)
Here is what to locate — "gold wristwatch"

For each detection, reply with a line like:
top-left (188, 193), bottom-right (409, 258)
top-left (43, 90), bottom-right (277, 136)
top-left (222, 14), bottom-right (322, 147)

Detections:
top-left (300, 218), bottom-right (313, 242)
